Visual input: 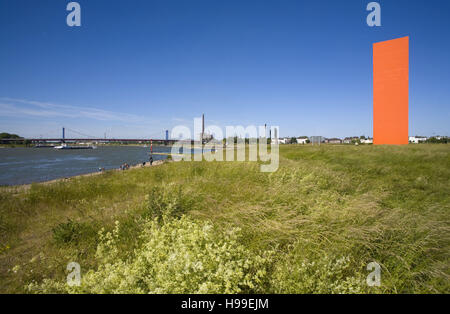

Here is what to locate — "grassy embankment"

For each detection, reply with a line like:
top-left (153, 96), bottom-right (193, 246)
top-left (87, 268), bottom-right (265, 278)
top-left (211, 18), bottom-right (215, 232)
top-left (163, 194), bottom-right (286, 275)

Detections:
top-left (0, 145), bottom-right (449, 293)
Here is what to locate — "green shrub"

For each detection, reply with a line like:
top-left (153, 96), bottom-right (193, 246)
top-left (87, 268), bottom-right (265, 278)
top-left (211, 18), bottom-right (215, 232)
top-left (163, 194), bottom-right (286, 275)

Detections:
top-left (29, 216), bottom-right (273, 294)
top-left (52, 219), bottom-right (92, 245)
top-left (143, 185), bottom-right (190, 222)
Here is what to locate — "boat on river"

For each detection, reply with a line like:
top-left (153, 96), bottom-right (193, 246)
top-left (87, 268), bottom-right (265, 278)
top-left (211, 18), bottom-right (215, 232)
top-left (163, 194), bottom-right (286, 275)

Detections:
top-left (34, 144), bottom-right (56, 148)
top-left (54, 144), bottom-right (96, 150)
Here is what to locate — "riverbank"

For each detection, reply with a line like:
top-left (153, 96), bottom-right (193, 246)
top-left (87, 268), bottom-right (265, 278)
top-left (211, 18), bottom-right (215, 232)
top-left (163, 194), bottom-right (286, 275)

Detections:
top-left (0, 146), bottom-right (172, 186)
top-left (3, 159), bottom-right (167, 193)
top-left (1, 144), bottom-right (449, 293)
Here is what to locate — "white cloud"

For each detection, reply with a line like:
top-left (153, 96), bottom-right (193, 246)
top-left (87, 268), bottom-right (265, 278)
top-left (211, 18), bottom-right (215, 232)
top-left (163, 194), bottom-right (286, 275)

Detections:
top-left (0, 98), bottom-right (148, 123)
top-left (0, 97), bottom-right (198, 138)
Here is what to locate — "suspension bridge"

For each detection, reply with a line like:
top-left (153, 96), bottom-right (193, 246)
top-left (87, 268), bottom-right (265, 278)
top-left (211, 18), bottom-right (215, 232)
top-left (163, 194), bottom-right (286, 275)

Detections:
top-left (1, 128), bottom-right (178, 145)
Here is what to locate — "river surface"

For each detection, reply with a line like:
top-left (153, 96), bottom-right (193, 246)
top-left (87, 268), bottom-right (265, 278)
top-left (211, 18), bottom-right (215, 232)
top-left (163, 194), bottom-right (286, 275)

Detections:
top-left (0, 146), bottom-right (175, 186)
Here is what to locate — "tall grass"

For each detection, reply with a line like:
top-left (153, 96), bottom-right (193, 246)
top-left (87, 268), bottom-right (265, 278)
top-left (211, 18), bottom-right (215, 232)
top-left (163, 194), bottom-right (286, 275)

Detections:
top-left (0, 145), bottom-right (449, 293)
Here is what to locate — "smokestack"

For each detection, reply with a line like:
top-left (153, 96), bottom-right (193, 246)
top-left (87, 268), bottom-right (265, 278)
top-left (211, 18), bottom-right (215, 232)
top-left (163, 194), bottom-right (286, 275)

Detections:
top-left (202, 114), bottom-right (205, 142)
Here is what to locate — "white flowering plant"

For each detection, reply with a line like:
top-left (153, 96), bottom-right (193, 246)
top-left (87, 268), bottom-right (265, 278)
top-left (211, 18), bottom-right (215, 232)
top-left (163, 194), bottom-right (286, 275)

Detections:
top-left (28, 216), bottom-right (273, 294)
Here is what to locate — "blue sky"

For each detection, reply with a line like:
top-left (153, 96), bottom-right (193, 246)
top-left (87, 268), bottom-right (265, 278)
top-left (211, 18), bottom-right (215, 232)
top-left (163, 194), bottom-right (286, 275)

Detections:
top-left (0, 0), bottom-right (449, 139)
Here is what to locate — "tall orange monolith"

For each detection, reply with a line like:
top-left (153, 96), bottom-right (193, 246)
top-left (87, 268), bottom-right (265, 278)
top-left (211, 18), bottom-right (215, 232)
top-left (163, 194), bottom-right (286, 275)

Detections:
top-left (373, 36), bottom-right (409, 145)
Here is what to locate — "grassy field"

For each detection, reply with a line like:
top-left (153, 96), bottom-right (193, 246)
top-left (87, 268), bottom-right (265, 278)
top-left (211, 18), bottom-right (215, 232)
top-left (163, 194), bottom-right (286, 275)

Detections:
top-left (0, 144), bottom-right (449, 293)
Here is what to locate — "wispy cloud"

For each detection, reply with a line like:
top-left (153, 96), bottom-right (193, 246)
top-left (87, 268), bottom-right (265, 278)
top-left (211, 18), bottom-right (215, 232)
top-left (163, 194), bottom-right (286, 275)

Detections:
top-left (0, 97), bottom-right (221, 138)
top-left (171, 117), bottom-right (189, 122)
top-left (0, 98), bottom-right (149, 123)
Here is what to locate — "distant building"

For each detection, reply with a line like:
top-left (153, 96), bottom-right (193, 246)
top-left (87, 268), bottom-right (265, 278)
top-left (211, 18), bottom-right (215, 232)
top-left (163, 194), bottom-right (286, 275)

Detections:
top-left (278, 138), bottom-right (289, 144)
top-left (343, 137), bottom-right (359, 144)
top-left (199, 132), bottom-right (214, 144)
top-left (409, 136), bottom-right (427, 144)
top-left (325, 138), bottom-right (342, 144)
top-left (296, 136), bottom-right (309, 145)
top-left (361, 138), bottom-right (373, 144)
top-left (272, 137), bottom-right (291, 144)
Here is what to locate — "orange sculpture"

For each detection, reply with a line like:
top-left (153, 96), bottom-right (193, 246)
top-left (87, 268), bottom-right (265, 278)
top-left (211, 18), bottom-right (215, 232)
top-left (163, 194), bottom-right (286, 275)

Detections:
top-left (373, 36), bottom-right (409, 145)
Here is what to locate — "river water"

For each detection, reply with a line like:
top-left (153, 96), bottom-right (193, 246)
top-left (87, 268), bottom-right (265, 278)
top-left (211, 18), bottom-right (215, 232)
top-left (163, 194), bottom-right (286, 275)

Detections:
top-left (0, 146), bottom-right (173, 186)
